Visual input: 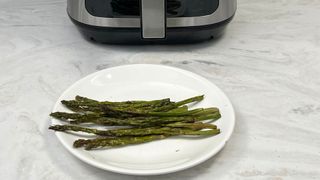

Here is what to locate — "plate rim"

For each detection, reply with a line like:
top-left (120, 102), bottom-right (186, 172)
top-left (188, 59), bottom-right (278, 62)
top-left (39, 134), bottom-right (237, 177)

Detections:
top-left (52, 64), bottom-right (235, 176)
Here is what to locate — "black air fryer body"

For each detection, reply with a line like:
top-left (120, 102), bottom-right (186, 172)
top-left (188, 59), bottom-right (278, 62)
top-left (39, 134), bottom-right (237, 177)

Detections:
top-left (67, 0), bottom-right (237, 44)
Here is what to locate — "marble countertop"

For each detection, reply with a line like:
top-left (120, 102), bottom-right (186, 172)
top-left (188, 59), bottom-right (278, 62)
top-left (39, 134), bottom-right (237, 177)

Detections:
top-left (1, 0), bottom-right (320, 179)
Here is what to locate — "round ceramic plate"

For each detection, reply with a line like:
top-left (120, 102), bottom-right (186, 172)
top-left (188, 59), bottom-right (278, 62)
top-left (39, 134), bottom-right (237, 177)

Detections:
top-left (52, 64), bottom-right (235, 175)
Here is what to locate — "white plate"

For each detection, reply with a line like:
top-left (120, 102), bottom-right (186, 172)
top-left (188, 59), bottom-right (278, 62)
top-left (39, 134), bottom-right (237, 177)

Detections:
top-left (52, 64), bottom-right (235, 176)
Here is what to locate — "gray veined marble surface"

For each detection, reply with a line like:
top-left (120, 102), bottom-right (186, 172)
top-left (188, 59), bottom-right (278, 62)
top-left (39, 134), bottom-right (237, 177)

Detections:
top-left (0, 0), bottom-right (320, 179)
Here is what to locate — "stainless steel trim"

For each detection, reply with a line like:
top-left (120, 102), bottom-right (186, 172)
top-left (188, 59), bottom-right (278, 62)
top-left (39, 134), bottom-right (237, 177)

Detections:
top-left (141, 0), bottom-right (166, 38)
top-left (67, 0), bottom-right (236, 28)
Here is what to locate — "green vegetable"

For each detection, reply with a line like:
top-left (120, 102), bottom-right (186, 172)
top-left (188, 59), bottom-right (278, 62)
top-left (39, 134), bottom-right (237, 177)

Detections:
top-left (61, 95), bottom-right (204, 114)
top-left (49, 122), bottom-right (217, 137)
top-left (74, 135), bottom-right (168, 150)
top-left (49, 95), bottom-right (222, 150)
top-left (74, 128), bottom-right (220, 150)
top-left (51, 111), bottom-right (221, 127)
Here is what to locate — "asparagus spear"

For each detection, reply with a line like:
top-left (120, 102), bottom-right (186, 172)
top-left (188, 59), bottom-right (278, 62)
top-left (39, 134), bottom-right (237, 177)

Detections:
top-left (62, 98), bottom-right (173, 112)
top-left (75, 95), bottom-right (168, 105)
top-left (61, 100), bottom-right (174, 115)
top-left (62, 95), bottom-right (204, 113)
top-left (50, 125), bottom-right (176, 136)
top-left (50, 107), bottom-right (218, 121)
top-left (75, 95), bottom-right (204, 107)
top-left (91, 112), bottom-right (220, 127)
top-left (74, 129), bottom-right (220, 150)
top-left (51, 110), bottom-right (221, 127)
top-left (74, 135), bottom-right (168, 150)
top-left (49, 122), bottom-right (217, 136)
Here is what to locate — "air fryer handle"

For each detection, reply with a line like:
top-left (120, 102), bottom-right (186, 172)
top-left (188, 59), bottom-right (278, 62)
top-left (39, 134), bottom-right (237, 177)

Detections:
top-left (141, 0), bottom-right (166, 39)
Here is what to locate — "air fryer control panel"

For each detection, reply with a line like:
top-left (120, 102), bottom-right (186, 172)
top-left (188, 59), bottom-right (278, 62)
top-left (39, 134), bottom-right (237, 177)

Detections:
top-left (85, 0), bottom-right (219, 18)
